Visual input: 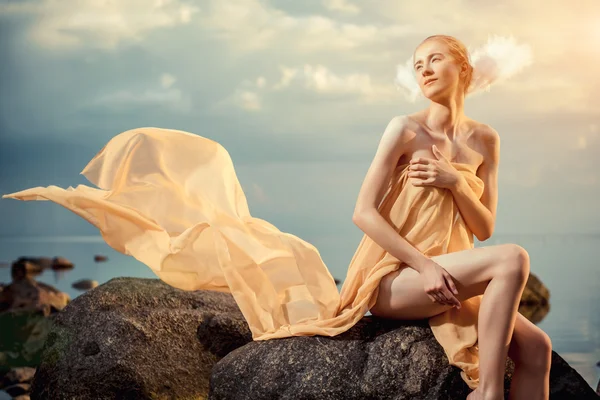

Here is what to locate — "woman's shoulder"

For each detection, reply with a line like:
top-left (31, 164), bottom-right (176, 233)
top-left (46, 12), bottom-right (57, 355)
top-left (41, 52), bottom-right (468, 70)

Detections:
top-left (469, 119), bottom-right (500, 144)
top-left (396, 112), bottom-right (499, 143)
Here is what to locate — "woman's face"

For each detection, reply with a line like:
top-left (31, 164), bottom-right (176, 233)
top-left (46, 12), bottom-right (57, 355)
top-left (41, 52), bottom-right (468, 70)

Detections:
top-left (413, 40), bottom-right (462, 101)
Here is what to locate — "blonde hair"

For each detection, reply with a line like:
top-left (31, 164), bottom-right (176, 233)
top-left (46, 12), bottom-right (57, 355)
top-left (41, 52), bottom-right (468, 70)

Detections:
top-left (415, 35), bottom-right (473, 95)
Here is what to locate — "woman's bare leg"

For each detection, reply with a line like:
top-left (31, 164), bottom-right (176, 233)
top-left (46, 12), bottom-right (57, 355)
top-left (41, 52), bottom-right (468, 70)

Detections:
top-left (507, 312), bottom-right (552, 400)
top-left (472, 245), bottom-right (530, 398)
top-left (370, 243), bottom-right (531, 399)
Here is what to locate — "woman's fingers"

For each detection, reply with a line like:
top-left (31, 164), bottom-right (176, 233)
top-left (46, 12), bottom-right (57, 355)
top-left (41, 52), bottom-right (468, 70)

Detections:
top-left (432, 291), bottom-right (450, 306)
top-left (429, 292), bottom-right (443, 304)
top-left (442, 272), bottom-right (461, 308)
top-left (430, 287), bottom-right (461, 308)
top-left (444, 273), bottom-right (459, 295)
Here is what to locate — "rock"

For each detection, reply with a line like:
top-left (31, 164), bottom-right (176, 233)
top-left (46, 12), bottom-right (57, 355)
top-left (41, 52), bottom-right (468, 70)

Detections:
top-left (519, 272), bottom-right (551, 323)
top-left (0, 367), bottom-right (36, 389)
top-left (209, 318), bottom-right (598, 399)
top-left (71, 279), bottom-right (98, 291)
top-left (29, 277), bottom-right (597, 400)
top-left (14, 257), bottom-right (52, 271)
top-left (521, 272), bottom-right (550, 305)
top-left (3, 383), bottom-right (29, 397)
top-left (11, 261), bottom-right (43, 281)
top-left (0, 275), bottom-right (70, 314)
top-left (50, 257), bottom-right (73, 271)
top-left (0, 310), bottom-right (55, 373)
top-left (94, 255), bottom-right (108, 262)
top-left (211, 316), bottom-right (493, 399)
top-left (30, 277), bottom-right (249, 399)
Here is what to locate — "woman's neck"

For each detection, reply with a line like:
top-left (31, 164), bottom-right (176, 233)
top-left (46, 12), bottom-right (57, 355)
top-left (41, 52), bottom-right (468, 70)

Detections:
top-left (425, 98), bottom-right (467, 140)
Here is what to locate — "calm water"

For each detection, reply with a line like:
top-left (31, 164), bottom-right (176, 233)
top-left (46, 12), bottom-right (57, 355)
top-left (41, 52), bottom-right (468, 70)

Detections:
top-left (0, 233), bottom-right (598, 390)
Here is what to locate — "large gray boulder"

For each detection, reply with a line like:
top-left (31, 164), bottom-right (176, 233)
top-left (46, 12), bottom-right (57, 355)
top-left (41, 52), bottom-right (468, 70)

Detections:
top-left (30, 277), bottom-right (248, 399)
top-left (27, 278), bottom-right (597, 399)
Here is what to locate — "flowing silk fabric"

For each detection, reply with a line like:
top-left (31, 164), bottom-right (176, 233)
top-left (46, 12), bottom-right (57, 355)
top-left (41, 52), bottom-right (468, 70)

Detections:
top-left (2, 127), bottom-right (485, 389)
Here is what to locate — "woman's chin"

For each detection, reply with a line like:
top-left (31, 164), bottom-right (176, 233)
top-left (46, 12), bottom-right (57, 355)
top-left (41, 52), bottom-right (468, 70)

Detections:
top-left (422, 88), bottom-right (452, 102)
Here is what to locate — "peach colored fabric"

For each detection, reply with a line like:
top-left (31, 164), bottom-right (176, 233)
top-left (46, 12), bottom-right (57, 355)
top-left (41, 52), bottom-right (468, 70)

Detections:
top-left (2, 127), bottom-right (484, 389)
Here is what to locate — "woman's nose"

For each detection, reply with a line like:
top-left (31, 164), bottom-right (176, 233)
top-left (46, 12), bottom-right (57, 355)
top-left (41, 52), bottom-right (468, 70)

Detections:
top-left (422, 63), bottom-right (434, 74)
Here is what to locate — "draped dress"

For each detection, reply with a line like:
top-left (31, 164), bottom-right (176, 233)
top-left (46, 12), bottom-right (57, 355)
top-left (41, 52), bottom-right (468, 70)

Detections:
top-left (2, 127), bottom-right (485, 389)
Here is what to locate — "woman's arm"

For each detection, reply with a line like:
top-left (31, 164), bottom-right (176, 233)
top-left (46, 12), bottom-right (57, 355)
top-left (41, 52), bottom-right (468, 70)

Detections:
top-left (449, 126), bottom-right (500, 241)
top-left (353, 116), bottom-right (432, 273)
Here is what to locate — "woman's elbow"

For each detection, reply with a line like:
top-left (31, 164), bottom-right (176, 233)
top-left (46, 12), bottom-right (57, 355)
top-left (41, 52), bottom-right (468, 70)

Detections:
top-left (352, 213), bottom-right (364, 226)
top-left (476, 232), bottom-right (491, 242)
top-left (352, 209), bottom-right (373, 226)
top-left (476, 225), bottom-right (494, 241)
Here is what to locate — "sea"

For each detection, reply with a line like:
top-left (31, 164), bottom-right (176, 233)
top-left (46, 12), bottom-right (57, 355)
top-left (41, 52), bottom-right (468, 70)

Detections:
top-left (0, 232), bottom-right (598, 391)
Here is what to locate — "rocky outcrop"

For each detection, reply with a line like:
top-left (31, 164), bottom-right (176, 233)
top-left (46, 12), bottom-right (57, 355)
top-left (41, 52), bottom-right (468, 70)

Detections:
top-left (0, 366), bottom-right (36, 399)
top-left (30, 277), bottom-right (246, 399)
top-left (71, 279), bottom-right (98, 291)
top-left (519, 272), bottom-right (550, 323)
top-left (27, 277), bottom-right (597, 400)
top-left (0, 261), bottom-right (70, 314)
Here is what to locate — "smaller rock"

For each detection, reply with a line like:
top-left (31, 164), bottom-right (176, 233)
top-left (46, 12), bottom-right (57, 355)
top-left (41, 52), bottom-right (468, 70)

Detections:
top-left (72, 279), bottom-right (98, 291)
top-left (94, 255), bottom-right (108, 262)
top-left (15, 258), bottom-right (52, 271)
top-left (0, 276), bottom-right (70, 313)
top-left (51, 257), bottom-right (73, 271)
top-left (11, 261), bottom-right (42, 281)
top-left (3, 383), bottom-right (29, 397)
top-left (0, 367), bottom-right (36, 389)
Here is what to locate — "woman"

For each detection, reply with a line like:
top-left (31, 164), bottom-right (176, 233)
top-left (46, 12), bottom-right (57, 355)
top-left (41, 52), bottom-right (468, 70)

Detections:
top-left (2, 35), bottom-right (548, 399)
top-left (359, 35), bottom-right (551, 399)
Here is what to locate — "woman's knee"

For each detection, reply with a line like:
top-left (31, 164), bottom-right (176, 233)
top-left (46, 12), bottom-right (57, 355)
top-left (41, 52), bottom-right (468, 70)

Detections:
top-left (520, 330), bottom-right (553, 371)
top-left (499, 244), bottom-right (530, 280)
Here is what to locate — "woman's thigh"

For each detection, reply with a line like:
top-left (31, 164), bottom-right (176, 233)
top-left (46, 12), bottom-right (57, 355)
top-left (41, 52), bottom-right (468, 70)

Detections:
top-left (369, 243), bottom-right (525, 320)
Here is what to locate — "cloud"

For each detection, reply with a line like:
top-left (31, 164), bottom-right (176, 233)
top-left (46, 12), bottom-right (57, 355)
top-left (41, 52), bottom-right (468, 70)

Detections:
top-left (198, 0), bottom-right (415, 54)
top-left (248, 182), bottom-right (269, 204)
top-left (83, 73), bottom-right (191, 113)
top-left (323, 0), bottom-right (360, 15)
top-left (220, 63), bottom-right (397, 112)
top-left (0, 0), bottom-right (199, 50)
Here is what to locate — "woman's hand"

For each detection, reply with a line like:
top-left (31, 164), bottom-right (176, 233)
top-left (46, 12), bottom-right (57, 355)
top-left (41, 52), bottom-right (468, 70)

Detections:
top-left (408, 145), bottom-right (462, 189)
top-left (418, 258), bottom-right (462, 309)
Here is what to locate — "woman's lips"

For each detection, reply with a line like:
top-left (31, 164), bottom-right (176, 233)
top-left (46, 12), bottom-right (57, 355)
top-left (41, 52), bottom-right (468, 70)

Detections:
top-left (425, 79), bottom-right (437, 86)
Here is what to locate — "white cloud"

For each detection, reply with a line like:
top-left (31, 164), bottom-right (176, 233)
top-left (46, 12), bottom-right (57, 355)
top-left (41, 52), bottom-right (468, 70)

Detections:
top-left (215, 89), bottom-right (262, 112)
top-left (249, 182), bottom-right (269, 204)
top-left (220, 63), bottom-right (397, 112)
top-left (323, 0), bottom-right (360, 14)
top-left (236, 90), bottom-right (262, 111)
top-left (255, 76), bottom-right (267, 88)
top-left (272, 67), bottom-right (299, 90)
top-left (301, 64), bottom-right (395, 101)
top-left (198, 0), bottom-right (415, 54)
top-left (160, 73), bottom-right (177, 89)
top-left (85, 74), bottom-right (190, 113)
top-left (0, 0), bottom-right (200, 50)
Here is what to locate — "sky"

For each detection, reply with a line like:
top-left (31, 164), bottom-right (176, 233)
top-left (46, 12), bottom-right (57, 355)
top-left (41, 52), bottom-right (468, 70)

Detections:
top-left (0, 0), bottom-right (599, 272)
